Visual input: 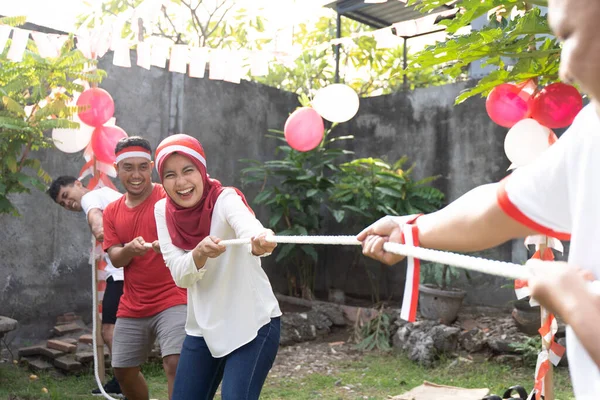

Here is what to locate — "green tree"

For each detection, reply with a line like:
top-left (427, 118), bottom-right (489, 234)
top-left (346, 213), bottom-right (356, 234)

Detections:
top-left (255, 15), bottom-right (453, 97)
top-left (78, 0), bottom-right (269, 49)
top-left (0, 17), bottom-right (105, 216)
top-left (409, 0), bottom-right (559, 103)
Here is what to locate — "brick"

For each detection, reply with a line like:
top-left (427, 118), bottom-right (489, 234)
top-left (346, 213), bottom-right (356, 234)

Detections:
top-left (47, 340), bottom-right (76, 353)
top-left (18, 345), bottom-right (45, 358)
top-left (62, 338), bottom-right (78, 345)
top-left (39, 347), bottom-right (64, 359)
top-left (53, 323), bottom-right (81, 336)
top-left (79, 334), bottom-right (93, 344)
top-left (75, 351), bottom-right (94, 363)
top-left (28, 358), bottom-right (54, 372)
top-left (54, 355), bottom-right (82, 372)
top-left (57, 314), bottom-right (81, 325)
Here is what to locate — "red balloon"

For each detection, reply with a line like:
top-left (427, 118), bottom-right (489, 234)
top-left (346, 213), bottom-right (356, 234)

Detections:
top-left (77, 88), bottom-right (115, 127)
top-left (91, 125), bottom-right (128, 164)
top-left (284, 107), bottom-right (324, 152)
top-left (486, 83), bottom-right (532, 128)
top-left (530, 83), bottom-right (583, 128)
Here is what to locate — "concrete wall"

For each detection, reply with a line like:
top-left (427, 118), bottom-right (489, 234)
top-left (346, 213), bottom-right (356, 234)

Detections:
top-left (0, 53), bottom-right (536, 343)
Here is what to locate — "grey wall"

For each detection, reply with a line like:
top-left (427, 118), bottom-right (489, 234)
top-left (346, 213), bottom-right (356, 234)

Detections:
top-left (1, 52), bottom-right (537, 343)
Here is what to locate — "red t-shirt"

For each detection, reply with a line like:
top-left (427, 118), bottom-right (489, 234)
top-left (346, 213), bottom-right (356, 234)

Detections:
top-left (103, 184), bottom-right (187, 318)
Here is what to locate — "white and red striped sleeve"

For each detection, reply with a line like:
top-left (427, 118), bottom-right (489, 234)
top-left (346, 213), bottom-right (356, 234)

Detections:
top-left (496, 121), bottom-right (580, 241)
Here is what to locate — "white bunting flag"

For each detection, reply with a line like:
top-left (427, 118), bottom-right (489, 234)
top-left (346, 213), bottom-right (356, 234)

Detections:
top-left (151, 42), bottom-right (169, 68)
top-left (7, 28), bottom-right (30, 62)
top-left (169, 44), bottom-right (189, 74)
top-left (137, 42), bottom-right (152, 70)
top-left (209, 50), bottom-right (226, 81)
top-left (250, 52), bottom-right (269, 77)
top-left (189, 47), bottom-right (208, 78)
top-left (113, 40), bottom-right (132, 68)
top-left (224, 51), bottom-right (242, 84)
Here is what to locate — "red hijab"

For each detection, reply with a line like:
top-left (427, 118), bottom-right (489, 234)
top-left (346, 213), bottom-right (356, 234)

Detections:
top-left (156, 134), bottom-right (253, 251)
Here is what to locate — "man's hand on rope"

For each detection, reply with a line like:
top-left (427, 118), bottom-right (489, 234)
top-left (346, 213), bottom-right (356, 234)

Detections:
top-left (251, 230), bottom-right (276, 257)
top-left (125, 236), bottom-right (151, 257)
top-left (527, 259), bottom-right (596, 316)
top-left (357, 216), bottom-right (412, 266)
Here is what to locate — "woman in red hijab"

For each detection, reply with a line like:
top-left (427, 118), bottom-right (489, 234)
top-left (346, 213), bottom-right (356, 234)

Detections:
top-left (153, 134), bottom-right (282, 400)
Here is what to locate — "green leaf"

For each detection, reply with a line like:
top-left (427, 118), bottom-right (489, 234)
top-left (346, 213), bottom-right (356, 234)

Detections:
top-left (306, 189), bottom-right (319, 197)
top-left (375, 187), bottom-right (403, 198)
top-left (254, 190), bottom-right (272, 204)
top-left (301, 245), bottom-right (318, 263)
top-left (2, 96), bottom-right (26, 117)
top-left (331, 209), bottom-right (345, 223)
top-left (275, 243), bottom-right (295, 262)
top-left (269, 208), bottom-right (284, 228)
top-left (5, 156), bottom-right (18, 173)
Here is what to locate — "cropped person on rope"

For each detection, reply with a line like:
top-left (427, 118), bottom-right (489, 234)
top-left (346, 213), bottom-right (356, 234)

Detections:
top-left (102, 136), bottom-right (187, 400)
top-left (152, 134), bottom-right (281, 400)
top-left (358, 0), bottom-right (600, 398)
top-left (47, 176), bottom-right (125, 397)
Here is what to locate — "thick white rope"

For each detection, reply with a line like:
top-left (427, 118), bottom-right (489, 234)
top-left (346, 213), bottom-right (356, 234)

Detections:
top-left (220, 235), bottom-right (531, 280)
top-left (222, 235), bottom-right (600, 294)
top-left (91, 236), bottom-right (119, 400)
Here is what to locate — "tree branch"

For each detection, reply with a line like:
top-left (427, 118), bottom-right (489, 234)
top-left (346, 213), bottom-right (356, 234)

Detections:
top-left (181, 0), bottom-right (206, 47)
top-left (204, 1), bottom-right (235, 41)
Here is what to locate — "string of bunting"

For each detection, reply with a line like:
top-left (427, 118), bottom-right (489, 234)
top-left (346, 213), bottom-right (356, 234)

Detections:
top-left (0, 5), bottom-right (453, 84)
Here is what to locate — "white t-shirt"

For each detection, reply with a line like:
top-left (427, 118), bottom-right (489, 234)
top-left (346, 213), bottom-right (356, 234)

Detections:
top-left (81, 187), bottom-right (124, 281)
top-left (154, 188), bottom-right (282, 357)
top-left (498, 104), bottom-right (600, 399)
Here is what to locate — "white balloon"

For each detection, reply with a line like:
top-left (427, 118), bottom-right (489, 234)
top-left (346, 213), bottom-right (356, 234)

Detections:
top-left (504, 118), bottom-right (552, 167)
top-left (52, 114), bottom-right (94, 153)
top-left (312, 84), bottom-right (360, 123)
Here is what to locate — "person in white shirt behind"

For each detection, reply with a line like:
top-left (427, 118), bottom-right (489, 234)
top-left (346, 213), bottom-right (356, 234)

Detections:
top-left (358, 0), bottom-right (600, 398)
top-left (48, 176), bottom-right (124, 397)
top-left (153, 134), bottom-right (281, 400)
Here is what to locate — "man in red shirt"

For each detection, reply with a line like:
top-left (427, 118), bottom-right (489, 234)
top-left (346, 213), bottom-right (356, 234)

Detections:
top-left (103, 136), bottom-right (187, 400)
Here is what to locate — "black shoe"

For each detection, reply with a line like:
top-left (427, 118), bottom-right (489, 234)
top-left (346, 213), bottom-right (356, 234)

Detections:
top-left (91, 376), bottom-right (124, 397)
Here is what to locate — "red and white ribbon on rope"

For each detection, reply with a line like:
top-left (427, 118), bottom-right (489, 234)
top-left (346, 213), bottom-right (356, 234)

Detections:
top-left (515, 235), bottom-right (564, 306)
top-left (400, 215), bottom-right (422, 322)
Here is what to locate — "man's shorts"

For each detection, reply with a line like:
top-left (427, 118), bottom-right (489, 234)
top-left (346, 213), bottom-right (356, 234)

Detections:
top-left (101, 277), bottom-right (123, 325)
top-left (111, 304), bottom-right (187, 368)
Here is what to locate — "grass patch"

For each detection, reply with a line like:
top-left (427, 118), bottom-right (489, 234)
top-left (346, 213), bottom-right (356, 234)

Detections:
top-left (1, 354), bottom-right (574, 399)
top-left (261, 353), bottom-right (573, 399)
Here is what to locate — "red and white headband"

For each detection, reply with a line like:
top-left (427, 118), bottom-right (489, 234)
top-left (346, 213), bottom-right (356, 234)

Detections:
top-left (115, 146), bottom-right (152, 164)
top-left (155, 145), bottom-right (207, 172)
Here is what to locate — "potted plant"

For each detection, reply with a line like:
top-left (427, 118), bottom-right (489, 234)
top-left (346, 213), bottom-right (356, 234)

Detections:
top-left (419, 262), bottom-right (467, 325)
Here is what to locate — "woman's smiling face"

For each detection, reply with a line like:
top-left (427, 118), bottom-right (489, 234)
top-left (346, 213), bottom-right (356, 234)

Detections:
top-left (161, 153), bottom-right (205, 208)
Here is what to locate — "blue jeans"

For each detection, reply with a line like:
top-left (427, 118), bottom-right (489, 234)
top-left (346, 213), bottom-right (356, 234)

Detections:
top-left (172, 318), bottom-right (280, 400)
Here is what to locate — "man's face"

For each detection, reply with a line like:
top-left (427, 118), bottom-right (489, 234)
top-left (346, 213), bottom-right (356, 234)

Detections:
top-left (548, 0), bottom-right (600, 101)
top-left (55, 181), bottom-right (86, 212)
top-left (115, 157), bottom-right (154, 197)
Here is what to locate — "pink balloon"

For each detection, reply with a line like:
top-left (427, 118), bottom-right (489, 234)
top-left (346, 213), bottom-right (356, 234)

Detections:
top-left (530, 83), bottom-right (583, 129)
top-left (284, 107), bottom-right (324, 152)
top-left (91, 125), bottom-right (128, 164)
top-left (486, 83), bottom-right (531, 128)
top-left (77, 88), bottom-right (115, 127)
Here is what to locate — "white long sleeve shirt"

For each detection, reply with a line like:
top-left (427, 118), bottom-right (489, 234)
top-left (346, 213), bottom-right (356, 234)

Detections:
top-left (154, 188), bottom-right (281, 357)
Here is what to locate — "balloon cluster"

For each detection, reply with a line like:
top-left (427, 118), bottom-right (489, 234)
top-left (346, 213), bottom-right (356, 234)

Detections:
top-left (52, 86), bottom-right (128, 189)
top-left (284, 84), bottom-right (359, 152)
top-left (485, 81), bottom-right (583, 168)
